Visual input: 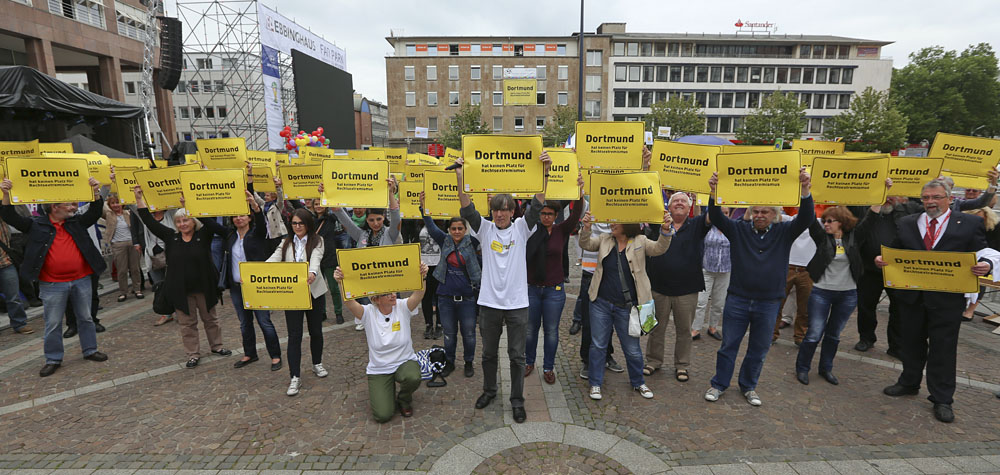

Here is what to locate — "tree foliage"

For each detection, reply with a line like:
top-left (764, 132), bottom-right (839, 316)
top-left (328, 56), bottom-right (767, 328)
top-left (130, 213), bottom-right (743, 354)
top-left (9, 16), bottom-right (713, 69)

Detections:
top-left (542, 105), bottom-right (578, 147)
top-left (438, 103), bottom-right (490, 150)
top-left (735, 92), bottom-right (806, 145)
top-left (822, 87), bottom-right (908, 152)
top-left (892, 43), bottom-right (1000, 142)
top-left (642, 97), bottom-right (705, 138)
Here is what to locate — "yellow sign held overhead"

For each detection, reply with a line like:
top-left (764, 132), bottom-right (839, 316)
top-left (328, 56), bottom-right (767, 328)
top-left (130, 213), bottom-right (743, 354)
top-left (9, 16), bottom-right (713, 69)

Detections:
top-left (180, 169), bottom-right (248, 217)
top-left (300, 147), bottom-right (333, 164)
top-left (503, 78), bottom-right (536, 105)
top-left (791, 140), bottom-right (845, 157)
top-left (336, 243), bottom-right (424, 300)
top-left (575, 121), bottom-right (645, 170)
top-left (811, 156), bottom-right (889, 205)
top-left (398, 181), bottom-right (423, 219)
top-left (940, 170), bottom-right (989, 191)
top-left (4, 157), bottom-right (93, 204)
top-left (279, 164), bottom-right (322, 200)
top-left (321, 160), bottom-right (389, 208)
top-left (38, 143), bottom-right (73, 154)
top-left (544, 149), bottom-right (582, 200)
top-left (443, 148), bottom-right (462, 166)
top-left (588, 171), bottom-right (664, 224)
top-left (462, 134), bottom-right (544, 193)
top-left (134, 164), bottom-right (202, 211)
top-left (239, 262), bottom-right (312, 310)
top-left (719, 145), bottom-right (774, 154)
top-left (112, 167), bottom-right (139, 205)
top-left (197, 137), bottom-right (248, 169)
top-left (247, 150), bottom-right (276, 192)
top-left (371, 147), bottom-right (407, 173)
top-left (110, 158), bottom-right (152, 171)
top-left (0, 140), bottom-right (40, 161)
top-left (44, 153), bottom-right (112, 185)
top-left (344, 149), bottom-right (387, 161)
top-left (881, 246), bottom-right (979, 293)
top-left (887, 158), bottom-right (944, 198)
top-left (650, 140), bottom-right (719, 194)
top-left (929, 132), bottom-right (1000, 176)
top-left (407, 153), bottom-right (440, 166)
top-left (184, 153), bottom-right (200, 164)
top-left (251, 167), bottom-right (276, 193)
top-left (716, 151), bottom-right (801, 206)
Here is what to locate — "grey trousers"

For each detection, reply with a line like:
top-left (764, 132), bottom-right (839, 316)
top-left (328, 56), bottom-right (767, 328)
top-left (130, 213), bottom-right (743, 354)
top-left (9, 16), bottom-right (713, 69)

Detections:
top-left (479, 305), bottom-right (528, 408)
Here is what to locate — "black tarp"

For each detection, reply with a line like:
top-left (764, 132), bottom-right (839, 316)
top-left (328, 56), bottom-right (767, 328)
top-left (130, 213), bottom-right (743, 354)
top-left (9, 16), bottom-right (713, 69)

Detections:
top-left (0, 66), bottom-right (143, 119)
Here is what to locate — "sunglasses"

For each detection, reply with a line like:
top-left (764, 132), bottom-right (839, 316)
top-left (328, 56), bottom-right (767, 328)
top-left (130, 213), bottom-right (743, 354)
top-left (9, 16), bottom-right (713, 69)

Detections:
top-left (823, 219), bottom-right (838, 224)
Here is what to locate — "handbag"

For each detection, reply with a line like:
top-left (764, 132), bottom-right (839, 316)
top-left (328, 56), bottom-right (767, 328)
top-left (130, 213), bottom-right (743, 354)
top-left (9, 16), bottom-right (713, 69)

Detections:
top-left (152, 281), bottom-right (174, 315)
top-left (615, 243), bottom-right (657, 337)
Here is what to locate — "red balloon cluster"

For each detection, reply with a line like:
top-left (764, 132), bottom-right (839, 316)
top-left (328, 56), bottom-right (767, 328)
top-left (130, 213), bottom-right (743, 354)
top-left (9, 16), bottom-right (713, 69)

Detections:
top-left (279, 125), bottom-right (329, 156)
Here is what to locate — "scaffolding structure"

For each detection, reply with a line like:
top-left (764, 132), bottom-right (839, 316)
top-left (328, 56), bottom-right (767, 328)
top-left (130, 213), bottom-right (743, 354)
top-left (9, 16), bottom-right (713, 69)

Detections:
top-left (174, 0), bottom-right (297, 150)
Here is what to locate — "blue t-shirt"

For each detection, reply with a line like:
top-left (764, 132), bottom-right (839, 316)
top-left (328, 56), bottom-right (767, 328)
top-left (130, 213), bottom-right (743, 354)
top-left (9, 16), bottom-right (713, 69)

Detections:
top-left (436, 250), bottom-right (475, 297)
top-left (597, 246), bottom-right (636, 307)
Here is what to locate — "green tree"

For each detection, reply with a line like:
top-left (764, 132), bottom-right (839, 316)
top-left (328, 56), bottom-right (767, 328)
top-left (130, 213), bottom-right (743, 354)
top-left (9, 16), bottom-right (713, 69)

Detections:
top-left (735, 92), bottom-right (806, 145)
top-left (542, 105), bottom-right (577, 147)
top-left (892, 43), bottom-right (1000, 142)
top-left (822, 87), bottom-right (908, 152)
top-left (438, 103), bottom-right (490, 150)
top-left (642, 97), bottom-right (705, 138)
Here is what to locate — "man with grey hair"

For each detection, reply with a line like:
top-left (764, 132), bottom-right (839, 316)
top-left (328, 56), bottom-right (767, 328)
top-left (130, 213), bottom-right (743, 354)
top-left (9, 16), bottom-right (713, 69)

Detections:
top-left (876, 178), bottom-right (993, 423)
top-left (453, 151), bottom-right (551, 424)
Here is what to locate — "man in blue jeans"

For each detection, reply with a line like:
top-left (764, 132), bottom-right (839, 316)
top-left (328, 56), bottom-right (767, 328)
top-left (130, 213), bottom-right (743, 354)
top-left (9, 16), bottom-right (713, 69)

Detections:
top-left (0, 176), bottom-right (109, 377)
top-left (704, 167), bottom-right (813, 406)
top-left (0, 216), bottom-right (31, 335)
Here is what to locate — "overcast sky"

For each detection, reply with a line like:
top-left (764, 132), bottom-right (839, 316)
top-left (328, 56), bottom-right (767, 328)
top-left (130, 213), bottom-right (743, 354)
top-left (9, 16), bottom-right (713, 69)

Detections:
top-left (166, 0), bottom-right (998, 104)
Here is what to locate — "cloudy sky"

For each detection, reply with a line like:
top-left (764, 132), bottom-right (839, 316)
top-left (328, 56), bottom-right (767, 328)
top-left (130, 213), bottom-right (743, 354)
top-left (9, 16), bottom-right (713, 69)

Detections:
top-left (167, 0), bottom-right (998, 104)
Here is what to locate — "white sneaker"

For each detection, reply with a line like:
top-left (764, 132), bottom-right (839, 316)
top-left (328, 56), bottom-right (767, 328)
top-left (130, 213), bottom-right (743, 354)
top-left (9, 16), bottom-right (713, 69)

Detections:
top-left (704, 387), bottom-right (723, 402)
top-left (744, 390), bottom-right (762, 406)
top-left (634, 384), bottom-right (654, 399)
top-left (589, 386), bottom-right (602, 400)
top-left (312, 363), bottom-right (328, 378)
top-left (286, 376), bottom-right (301, 396)
top-left (354, 322), bottom-right (365, 331)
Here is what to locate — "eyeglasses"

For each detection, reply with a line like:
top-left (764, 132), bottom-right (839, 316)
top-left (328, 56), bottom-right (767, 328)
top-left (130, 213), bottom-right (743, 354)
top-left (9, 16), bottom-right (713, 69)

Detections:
top-left (290, 221), bottom-right (305, 226)
top-left (540, 212), bottom-right (557, 217)
top-left (920, 195), bottom-right (948, 201)
top-left (823, 219), bottom-right (838, 224)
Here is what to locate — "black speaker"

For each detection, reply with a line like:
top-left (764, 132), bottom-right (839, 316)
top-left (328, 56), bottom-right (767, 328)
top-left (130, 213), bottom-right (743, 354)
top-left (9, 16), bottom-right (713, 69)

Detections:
top-left (157, 16), bottom-right (182, 90)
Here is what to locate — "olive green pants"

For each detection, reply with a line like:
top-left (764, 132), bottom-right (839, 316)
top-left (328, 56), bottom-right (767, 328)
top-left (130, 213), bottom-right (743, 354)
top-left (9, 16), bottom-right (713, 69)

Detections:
top-left (367, 360), bottom-right (421, 423)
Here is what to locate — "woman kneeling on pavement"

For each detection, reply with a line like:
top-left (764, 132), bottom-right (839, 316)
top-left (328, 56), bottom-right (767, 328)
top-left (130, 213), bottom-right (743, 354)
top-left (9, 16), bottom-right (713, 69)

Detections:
top-left (334, 263), bottom-right (429, 423)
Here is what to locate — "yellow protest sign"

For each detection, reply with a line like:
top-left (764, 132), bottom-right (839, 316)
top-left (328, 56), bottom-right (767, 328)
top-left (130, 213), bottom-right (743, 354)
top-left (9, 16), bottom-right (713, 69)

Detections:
top-left (719, 145), bottom-right (774, 154)
top-left (588, 171), bottom-right (663, 224)
top-left (276, 153), bottom-right (288, 165)
top-left (134, 164), bottom-right (202, 211)
top-left (180, 169), bottom-right (248, 217)
top-left (371, 147), bottom-right (407, 173)
top-left (881, 246), bottom-right (979, 293)
top-left (791, 140), bottom-right (845, 157)
top-left (940, 170), bottom-right (989, 190)
top-left (930, 132), bottom-right (1000, 176)
top-left (344, 149), bottom-right (387, 161)
top-left (289, 155), bottom-right (306, 165)
top-left (716, 151), bottom-right (801, 206)
top-left (301, 147), bottom-right (333, 164)
top-left (407, 153), bottom-right (441, 166)
top-left (110, 158), bottom-right (152, 171)
top-left (336, 243), bottom-right (424, 300)
top-left (887, 158), bottom-right (944, 198)
top-left (575, 121), bottom-right (645, 170)
top-left (583, 169), bottom-right (626, 195)
top-left (252, 167), bottom-right (276, 192)
top-left (462, 134), bottom-right (544, 193)
top-left (185, 153), bottom-right (200, 165)
top-left (811, 156), bottom-right (889, 205)
top-left (503, 78), bottom-right (536, 105)
top-left (279, 164), bottom-right (322, 200)
top-left (247, 150), bottom-right (276, 192)
top-left (443, 148), bottom-right (462, 166)
top-left (111, 167), bottom-right (139, 205)
top-left (422, 170), bottom-right (466, 217)
top-left (197, 137), bottom-right (247, 170)
top-left (398, 181), bottom-right (423, 219)
top-left (38, 143), bottom-right (73, 154)
top-left (4, 158), bottom-right (92, 204)
top-left (544, 149), bottom-right (582, 200)
top-left (239, 262), bottom-right (312, 310)
top-left (0, 140), bottom-right (40, 161)
top-left (650, 140), bottom-right (719, 194)
top-left (247, 150), bottom-right (276, 172)
top-left (44, 153), bottom-right (112, 185)
top-left (321, 160), bottom-right (389, 208)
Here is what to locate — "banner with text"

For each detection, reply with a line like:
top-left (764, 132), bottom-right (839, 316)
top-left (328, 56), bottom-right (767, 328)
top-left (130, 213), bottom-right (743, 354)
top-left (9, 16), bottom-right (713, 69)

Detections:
top-left (134, 164), bottom-right (202, 211)
top-left (248, 150), bottom-right (277, 192)
top-left (112, 167), bottom-right (139, 205)
top-left (39, 143), bottom-right (73, 154)
top-left (887, 158), bottom-right (944, 198)
top-left (930, 132), bottom-right (1000, 176)
top-left (257, 3), bottom-right (347, 71)
top-left (940, 170), bottom-right (989, 191)
top-left (239, 262), bottom-right (312, 310)
top-left (0, 140), bottom-right (40, 164)
top-left (371, 147), bottom-right (407, 173)
top-left (197, 137), bottom-right (248, 170)
top-left (462, 134), bottom-right (544, 193)
top-left (588, 171), bottom-right (664, 223)
top-left (43, 153), bottom-right (111, 185)
top-left (398, 181), bottom-right (423, 219)
top-left (791, 139), bottom-right (845, 165)
top-left (716, 151), bottom-right (801, 206)
top-left (180, 169), bottom-right (249, 217)
top-left (302, 147), bottom-right (334, 164)
top-left (543, 149), bottom-right (582, 200)
top-left (5, 157), bottom-right (92, 204)
top-left (280, 164), bottom-right (322, 199)
top-left (650, 140), bottom-right (718, 194)
top-left (321, 160), bottom-right (389, 208)
top-left (811, 156), bottom-right (889, 205)
top-left (575, 121), bottom-right (645, 170)
top-left (503, 79), bottom-right (536, 105)
top-left (336, 243), bottom-right (424, 300)
top-left (881, 246), bottom-right (979, 293)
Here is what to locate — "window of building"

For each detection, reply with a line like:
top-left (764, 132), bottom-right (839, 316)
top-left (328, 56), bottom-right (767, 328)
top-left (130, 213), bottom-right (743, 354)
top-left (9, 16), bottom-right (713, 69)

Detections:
top-left (682, 43), bottom-right (694, 57)
top-left (750, 67), bottom-right (761, 83)
top-left (514, 44), bottom-right (523, 56)
top-left (406, 44), bottom-right (416, 56)
top-left (50, 0), bottom-right (106, 28)
top-left (669, 66), bottom-right (682, 82)
top-left (449, 91), bottom-right (459, 106)
top-left (841, 68), bottom-right (853, 84)
top-left (217, 106), bottom-right (227, 118)
top-left (813, 45), bottom-right (824, 58)
top-left (536, 66), bottom-right (546, 79)
top-left (176, 81), bottom-right (186, 93)
top-left (695, 92), bottom-right (707, 107)
top-left (734, 92), bottom-right (746, 108)
top-left (629, 65), bottom-right (641, 82)
top-left (586, 50), bottom-right (602, 66)
top-left (558, 65), bottom-right (569, 80)
top-left (493, 91), bottom-right (503, 106)
top-left (178, 107), bottom-right (189, 119)
top-left (404, 66), bottom-right (415, 80)
top-left (202, 81), bottom-right (212, 92)
top-left (708, 92), bottom-right (721, 108)
top-left (643, 66), bottom-right (655, 82)
top-left (627, 43), bottom-right (639, 56)
top-left (640, 91), bottom-right (653, 107)
top-left (427, 91), bottom-right (437, 106)
top-left (493, 116), bottom-right (503, 131)
top-left (627, 91), bottom-right (639, 107)
top-left (815, 68), bottom-right (828, 84)
top-left (405, 91), bottom-right (416, 107)
top-left (428, 117), bottom-right (438, 131)
top-left (800, 45), bottom-right (811, 59)
top-left (813, 94), bottom-right (825, 109)
top-left (615, 66), bottom-right (627, 82)
top-left (748, 92), bottom-right (760, 108)
top-left (827, 94), bottom-right (839, 109)
top-left (736, 67), bottom-right (748, 83)
top-left (581, 74), bottom-right (601, 92)
top-left (706, 117), bottom-right (719, 133)
top-left (221, 57), bottom-right (236, 69)
top-left (776, 67), bottom-right (788, 83)
top-left (762, 67), bottom-right (775, 83)
top-left (197, 58), bottom-right (213, 69)
top-left (655, 65), bottom-right (668, 82)
top-left (214, 80), bottom-right (224, 92)
top-left (709, 66), bottom-right (722, 83)
top-left (638, 42), bottom-right (650, 56)
top-left (192, 107), bottom-right (202, 118)
top-left (492, 65), bottom-right (502, 79)
top-left (723, 66), bottom-right (735, 83)
top-left (826, 45), bottom-right (838, 59)
top-left (800, 93), bottom-right (812, 108)
top-left (585, 100), bottom-right (601, 118)
top-left (828, 68), bottom-right (840, 84)
top-left (124, 81), bottom-right (136, 94)
top-left (719, 117), bottom-right (732, 134)
top-left (471, 91), bottom-right (481, 105)
top-left (536, 116), bottom-right (545, 130)
top-left (205, 107), bottom-right (215, 118)
top-left (427, 65), bottom-right (437, 80)
top-left (721, 92), bottom-right (734, 108)
top-left (802, 68), bottom-right (814, 84)
top-left (189, 81), bottom-right (199, 93)
top-left (449, 65), bottom-right (459, 80)
top-left (789, 68), bottom-right (801, 84)
top-left (514, 116), bottom-right (524, 131)
top-left (613, 42), bottom-right (625, 56)
top-left (654, 42), bottom-right (666, 56)
top-left (471, 65), bottom-right (481, 80)
top-left (840, 94), bottom-right (851, 109)
top-left (557, 91), bottom-right (568, 106)
top-left (536, 91), bottom-right (546, 105)
top-left (839, 45), bottom-right (851, 59)
top-left (696, 66), bottom-right (708, 82)
top-left (809, 118), bottom-right (823, 134)
top-left (667, 43), bottom-right (680, 57)
top-left (614, 91), bottom-right (626, 107)
top-left (115, 1), bottom-right (148, 40)
top-left (406, 117), bottom-right (416, 131)
top-left (449, 44), bottom-right (459, 56)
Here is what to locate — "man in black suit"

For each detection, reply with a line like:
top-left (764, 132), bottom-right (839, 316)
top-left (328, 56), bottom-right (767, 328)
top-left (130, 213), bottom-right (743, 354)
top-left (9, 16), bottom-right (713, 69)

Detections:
top-left (875, 178), bottom-right (993, 423)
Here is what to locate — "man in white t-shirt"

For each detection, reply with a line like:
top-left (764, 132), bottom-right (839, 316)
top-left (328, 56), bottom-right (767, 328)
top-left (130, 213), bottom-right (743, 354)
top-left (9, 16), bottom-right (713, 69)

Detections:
top-left (335, 263), bottom-right (429, 423)
top-left (454, 152), bottom-right (551, 424)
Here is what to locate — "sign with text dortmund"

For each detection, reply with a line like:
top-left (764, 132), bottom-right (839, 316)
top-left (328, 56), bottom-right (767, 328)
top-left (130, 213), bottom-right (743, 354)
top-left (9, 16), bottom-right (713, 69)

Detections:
top-left (462, 134), bottom-right (544, 193)
top-left (197, 137), bottom-right (248, 170)
top-left (588, 171), bottom-right (663, 224)
top-left (650, 140), bottom-right (719, 194)
top-left (5, 157), bottom-right (92, 204)
top-left (180, 169), bottom-right (249, 217)
top-left (134, 164), bottom-right (202, 211)
top-left (930, 132), bottom-right (1000, 177)
top-left (503, 79), bottom-right (536, 105)
top-left (811, 156), bottom-right (889, 205)
top-left (336, 244), bottom-right (423, 300)
top-left (239, 262), bottom-right (312, 310)
top-left (716, 151), bottom-right (801, 206)
top-left (575, 121), bottom-right (645, 170)
top-left (881, 246), bottom-right (979, 293)
top-left (321, 159), bottom-right (389, 208)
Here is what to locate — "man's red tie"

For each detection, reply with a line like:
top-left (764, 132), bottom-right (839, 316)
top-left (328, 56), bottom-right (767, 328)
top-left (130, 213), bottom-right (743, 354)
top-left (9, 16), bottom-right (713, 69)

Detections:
top-left (924, 218), bottom-right (937, 250)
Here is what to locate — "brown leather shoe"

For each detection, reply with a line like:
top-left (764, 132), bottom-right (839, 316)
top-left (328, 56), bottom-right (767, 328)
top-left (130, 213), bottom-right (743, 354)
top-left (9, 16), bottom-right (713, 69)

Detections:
top-left (12, 326), bottom-right (34, 335)
top-left (524, 364), bottom-right (534, 377)
top-left (398, 402), bottom-right (413, 417)
top-left (543, 370), bottom-right (555, 384)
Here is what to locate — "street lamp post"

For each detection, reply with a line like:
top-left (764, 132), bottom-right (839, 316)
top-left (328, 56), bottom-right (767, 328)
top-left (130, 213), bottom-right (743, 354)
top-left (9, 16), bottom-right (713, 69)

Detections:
top-left (577, 0), bottom-right (584, 122)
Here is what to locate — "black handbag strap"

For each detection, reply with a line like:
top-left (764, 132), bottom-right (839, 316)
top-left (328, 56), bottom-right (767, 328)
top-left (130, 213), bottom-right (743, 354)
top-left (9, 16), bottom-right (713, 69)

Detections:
top-left (614, 243), bottom-right (634, 307)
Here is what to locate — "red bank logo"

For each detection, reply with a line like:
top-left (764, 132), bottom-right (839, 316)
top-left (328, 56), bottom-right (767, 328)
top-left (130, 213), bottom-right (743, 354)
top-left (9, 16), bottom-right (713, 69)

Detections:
top-left (735, 19), bottom-right (744, 27)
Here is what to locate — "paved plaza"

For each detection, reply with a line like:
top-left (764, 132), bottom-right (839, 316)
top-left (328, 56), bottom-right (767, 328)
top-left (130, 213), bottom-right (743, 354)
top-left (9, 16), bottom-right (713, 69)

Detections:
top-left (1, 263), bottom-right (999, 474)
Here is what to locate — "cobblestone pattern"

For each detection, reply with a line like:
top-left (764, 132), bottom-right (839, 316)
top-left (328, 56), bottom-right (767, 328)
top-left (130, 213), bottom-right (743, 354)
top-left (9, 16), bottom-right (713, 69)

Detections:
top-left (472, 442), bottom-right (630, 474)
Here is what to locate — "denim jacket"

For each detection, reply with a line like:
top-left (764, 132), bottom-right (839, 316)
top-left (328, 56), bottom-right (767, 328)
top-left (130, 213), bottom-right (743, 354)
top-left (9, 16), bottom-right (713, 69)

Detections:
top-left (421, 213), bottom-right (481, 289)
